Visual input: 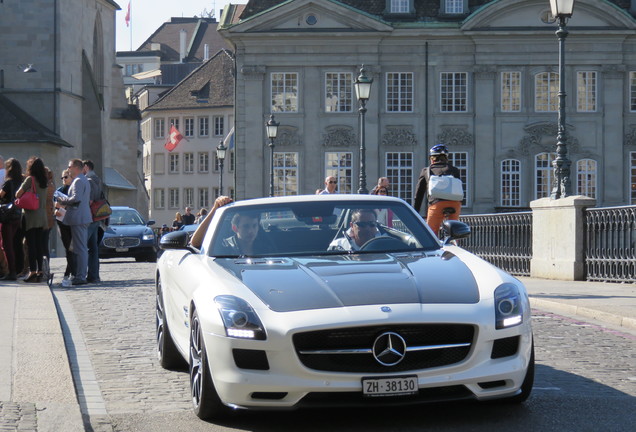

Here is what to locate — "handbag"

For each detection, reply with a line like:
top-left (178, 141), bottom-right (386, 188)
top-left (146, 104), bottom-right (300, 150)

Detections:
top-left (90, 198), bottom-right (112, 221)
top-left (0, 203), bottom-right (21, 223)
top-left (14, 177), bottom-right (40, 210)
top-left (428, 168), bottom-right (464, 201)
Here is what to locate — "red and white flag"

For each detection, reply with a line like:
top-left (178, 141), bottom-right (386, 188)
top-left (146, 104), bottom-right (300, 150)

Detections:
top-left (125, 2), bottom-right (131, 27)
top-left (165, 125), bottom-right (183, 152)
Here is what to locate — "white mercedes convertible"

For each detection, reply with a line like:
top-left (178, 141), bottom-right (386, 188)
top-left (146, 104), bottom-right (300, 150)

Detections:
top-left (156, 195), bottom-right (533, 420)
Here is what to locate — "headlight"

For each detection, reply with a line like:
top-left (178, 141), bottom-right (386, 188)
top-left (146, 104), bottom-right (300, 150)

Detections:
top-left (494, 283), bottom-right (524, 329)
top-left (142, 231), bottom-right (154, 241)
top-left (215, 295), bottom-right (266, 340)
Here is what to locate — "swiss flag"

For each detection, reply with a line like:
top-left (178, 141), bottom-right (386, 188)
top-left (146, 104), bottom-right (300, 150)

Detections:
top-left (165, 125), bottom-right (183, 152)
top-left (125, 2), bottom-right (131, 27)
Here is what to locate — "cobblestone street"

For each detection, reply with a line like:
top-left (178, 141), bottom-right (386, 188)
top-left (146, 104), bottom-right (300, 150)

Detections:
top-left (48, 258), bottom-right (636, 431)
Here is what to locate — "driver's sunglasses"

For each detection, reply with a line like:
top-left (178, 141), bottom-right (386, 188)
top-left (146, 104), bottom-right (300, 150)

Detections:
top-left (354, 221), bottom-right (377, 228)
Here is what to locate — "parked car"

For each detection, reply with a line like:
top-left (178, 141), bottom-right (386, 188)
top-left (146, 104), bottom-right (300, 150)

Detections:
top-left (99, 206), bottom-right (157, 262)
top-left (156, 195), bottom-right (533, 420)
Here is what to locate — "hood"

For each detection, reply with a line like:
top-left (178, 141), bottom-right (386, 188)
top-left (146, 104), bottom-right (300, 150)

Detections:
top-left (104, 225), bottom-right (151, 237)
top-left (215, 252), bottom-right (479, 312)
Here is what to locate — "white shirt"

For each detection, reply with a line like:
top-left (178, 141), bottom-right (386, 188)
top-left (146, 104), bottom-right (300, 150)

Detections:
top-left (328, 229), bottom-right (384, 251)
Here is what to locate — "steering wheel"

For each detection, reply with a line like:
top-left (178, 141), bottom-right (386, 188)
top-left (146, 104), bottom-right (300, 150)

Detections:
top-left (360, 236), bottom-right (406, 252)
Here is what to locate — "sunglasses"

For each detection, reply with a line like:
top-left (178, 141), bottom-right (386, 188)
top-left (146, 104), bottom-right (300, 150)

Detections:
top-left (61, 176), bottom-right (68, 179)
top-left (354, 221), bottom-right (377, 228)
top-left (328, 181), bottom-right (337, 184)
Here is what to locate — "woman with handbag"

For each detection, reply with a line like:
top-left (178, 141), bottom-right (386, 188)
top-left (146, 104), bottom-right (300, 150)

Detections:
top-left (0, 158), bottom-right (24, 281)
top-left (15, 156), bottom-right (48, 283)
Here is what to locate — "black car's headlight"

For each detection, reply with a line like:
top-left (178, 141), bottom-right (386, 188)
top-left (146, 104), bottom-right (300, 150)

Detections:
top-left (494, 283), bottom-right (524, 329)
top-left (215, 295), bottom-right (266, 340)
top-left (142, 229), bottom-right (154, 241)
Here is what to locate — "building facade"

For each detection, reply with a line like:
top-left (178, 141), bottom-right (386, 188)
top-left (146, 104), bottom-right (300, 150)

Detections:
top-left (219, 0), bottom-right (636, 214)
top-left (141, 50), bottom-right (235, 227)
top-left (0, 0), bottom-right (142, 220)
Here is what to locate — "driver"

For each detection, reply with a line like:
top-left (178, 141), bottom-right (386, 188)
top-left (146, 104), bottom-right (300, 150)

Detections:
top-left (328, 209), bottom-right (385, 251)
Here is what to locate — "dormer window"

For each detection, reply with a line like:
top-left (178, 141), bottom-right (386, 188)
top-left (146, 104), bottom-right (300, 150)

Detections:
top-left (443, 0), bottom-right (466, 14)
top-left (391, 0), bottom-right (409, 14)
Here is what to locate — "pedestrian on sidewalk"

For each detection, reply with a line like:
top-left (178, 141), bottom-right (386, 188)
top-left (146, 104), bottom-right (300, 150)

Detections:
top-left (55, 168), bottom-right (74, 285)
top-left (83, 160), bottom-right (103, 283)
top-left (16, 156), bottom-right (49, 283)
top-left (55, 159), bottom-right (92, 285)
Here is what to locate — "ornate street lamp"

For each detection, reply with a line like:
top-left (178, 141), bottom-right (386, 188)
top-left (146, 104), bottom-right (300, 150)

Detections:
top-left (216, 139), bottom-right (227, 196)
top-left (549, 0), bottom-right (575, 199)
top-left (265, 114), bottom-right (279, 197)
top-left (354, 65), bottom-right (373, 194)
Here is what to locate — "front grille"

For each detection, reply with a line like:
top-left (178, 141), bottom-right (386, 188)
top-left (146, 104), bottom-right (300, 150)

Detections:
top-left (103, 237), bottom-right (141, 248)
top-left (293, 324), bottom-right (474, 373)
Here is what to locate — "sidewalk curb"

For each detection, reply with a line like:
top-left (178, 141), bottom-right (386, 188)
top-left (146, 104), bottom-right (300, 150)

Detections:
top-left (14, 284), bottom-right (85, 432)
top-left (530, 297), bottom-right (636, 331)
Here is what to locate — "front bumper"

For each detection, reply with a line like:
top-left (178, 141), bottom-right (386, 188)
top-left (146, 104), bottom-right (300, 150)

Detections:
top-left (200, 306), bottom-right (533, 410)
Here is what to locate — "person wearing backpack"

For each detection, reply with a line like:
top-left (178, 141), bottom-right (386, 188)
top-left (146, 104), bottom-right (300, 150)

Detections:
top-left (413, 144), bottom-right (463, 235)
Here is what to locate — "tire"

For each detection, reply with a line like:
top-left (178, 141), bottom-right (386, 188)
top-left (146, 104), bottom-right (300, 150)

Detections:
top-left (502, 339), bottom-right (535, 404)
top-left (190, 309), bottom-right (229, 420)
top-left (156, 277), bottom-right (186, 370)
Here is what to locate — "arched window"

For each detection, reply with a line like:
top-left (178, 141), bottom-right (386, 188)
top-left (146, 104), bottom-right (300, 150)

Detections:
top-left (92, 14), bottom-right (104, 91)
top-left (576, 159), bottom-right (597, 198)
top-left (501, 159), bottom-right (521, 207)
top-left (535, 152), bottom-right (556, 199)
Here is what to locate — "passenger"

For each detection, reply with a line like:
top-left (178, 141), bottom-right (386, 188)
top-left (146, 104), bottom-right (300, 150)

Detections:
top-left (190, 196), bottom-right (233, 249)
top-left (329, 209), bottom-right (385, 252)
top-left (219, 212), bottom-right (274, 256)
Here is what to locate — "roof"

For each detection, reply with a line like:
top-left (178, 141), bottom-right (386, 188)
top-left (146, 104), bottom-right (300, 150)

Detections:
top-left (104, 167), bottom-right (137, 190)
top-left (135, 17), bottom-right (230, 62)
top-left (236, 0), bottom-right (634, 22)
top-left (0, 94), bottom-right (72, 147)
top-left (146, 49), bottom-right (234, 111)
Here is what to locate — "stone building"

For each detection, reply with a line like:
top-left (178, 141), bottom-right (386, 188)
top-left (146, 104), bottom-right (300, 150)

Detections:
top-left (219, 0), bottom-right (636, 214)
top-left (0, 0), bottom-right (142, 220)
top-left (140, 49), bottom-right (235, 227)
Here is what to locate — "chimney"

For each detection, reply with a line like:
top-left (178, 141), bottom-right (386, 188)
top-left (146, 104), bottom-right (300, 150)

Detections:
top-left (204, 44), bottom-right (209, 60)
top-left (180, 29), bottom-right (187, 63)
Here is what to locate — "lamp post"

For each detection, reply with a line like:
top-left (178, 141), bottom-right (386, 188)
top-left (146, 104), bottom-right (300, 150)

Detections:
top-left (354, 65), bottom-right (373, 194)
top-left (549, 0), bottom-right (575, 199)
top-left (265, 114), bottom-right (279, 197)
top-left (216, 139), bottom-right (227, 196)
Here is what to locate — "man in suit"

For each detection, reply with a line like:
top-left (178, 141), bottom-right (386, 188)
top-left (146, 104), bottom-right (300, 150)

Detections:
top-left (83, 160), bottom-right (104, 283)
top-left (55, 159), bottom-right (93, 285)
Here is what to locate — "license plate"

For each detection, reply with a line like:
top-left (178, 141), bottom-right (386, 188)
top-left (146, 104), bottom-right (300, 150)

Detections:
top-left (362, 375), bottom-right (418, 397)
top-left (115, 247), bottom-right (129, 252)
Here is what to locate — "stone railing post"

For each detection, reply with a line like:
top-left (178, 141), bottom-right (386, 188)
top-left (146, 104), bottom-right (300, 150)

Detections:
top-left (530, 195), bottom-right (596, 280)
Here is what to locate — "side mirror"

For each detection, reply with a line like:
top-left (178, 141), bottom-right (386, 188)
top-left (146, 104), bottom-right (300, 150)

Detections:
top-left (442, 220), bottom-right (471, 245)
top-left (159, 230), bottom-right (196, 252)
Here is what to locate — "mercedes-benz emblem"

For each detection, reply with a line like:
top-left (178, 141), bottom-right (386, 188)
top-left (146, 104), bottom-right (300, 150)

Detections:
top-left (372, 332), bottom-right (407, 366)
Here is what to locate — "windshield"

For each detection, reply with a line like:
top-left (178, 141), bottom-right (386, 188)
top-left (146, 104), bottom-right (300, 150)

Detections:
top-left (110, 209), bottom-right (145, 226)
top-left (209, 200), bottom-right (439, 258)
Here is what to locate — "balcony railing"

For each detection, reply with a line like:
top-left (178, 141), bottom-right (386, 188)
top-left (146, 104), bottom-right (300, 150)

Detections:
top-left (459, 212), bottom-right (532, 277)
top-left (585, 206), bottom-right (636, 282)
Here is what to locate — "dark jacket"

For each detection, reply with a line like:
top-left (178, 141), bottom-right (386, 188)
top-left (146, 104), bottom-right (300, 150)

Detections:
top-left (413, 162), bottom-right (462, 212)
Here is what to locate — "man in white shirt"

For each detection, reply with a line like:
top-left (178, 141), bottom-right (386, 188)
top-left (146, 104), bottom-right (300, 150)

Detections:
top-left (329, 209), bottom-right (383, 251)
top-left (319, 176), bottom-right (338, 194)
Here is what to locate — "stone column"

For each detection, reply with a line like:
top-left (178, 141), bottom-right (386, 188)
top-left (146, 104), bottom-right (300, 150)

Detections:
top-left (472, 66), bottom-right (496, 213)
top-left (530, 195), bottom-right (596, 280)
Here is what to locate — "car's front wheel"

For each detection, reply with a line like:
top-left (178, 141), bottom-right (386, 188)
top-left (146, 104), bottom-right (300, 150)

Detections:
top-left (190, 309), bottom-right (229, 420)
top-left (156, 277), bottom-right (185, 370)
top-left (501, 339), bottom-right (535, 404)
